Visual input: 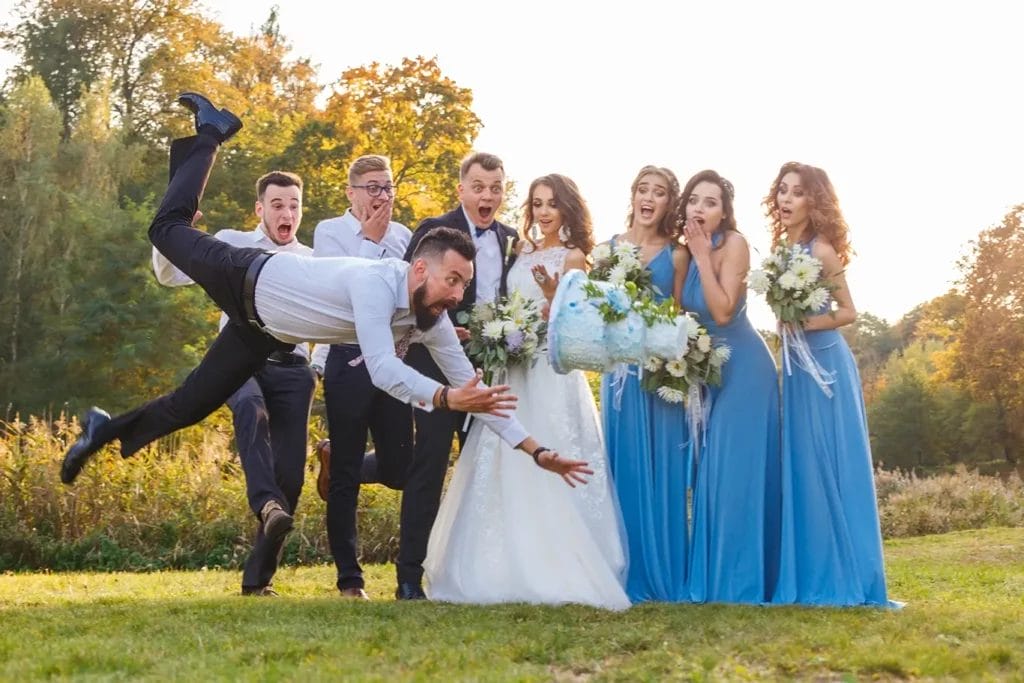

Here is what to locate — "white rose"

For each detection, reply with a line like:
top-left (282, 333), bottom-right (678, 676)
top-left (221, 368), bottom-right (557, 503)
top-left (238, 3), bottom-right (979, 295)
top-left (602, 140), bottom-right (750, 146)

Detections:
top-left (591, 243), bottom-right (611, 264)
top-left (697, 334), bottom-right (712, 353)
top-left (482, 320), bottom-right (505, 340)
top-left (644, 356), bottom-right (664, 372)
top-left (473, 302), bottom-right (495, 323)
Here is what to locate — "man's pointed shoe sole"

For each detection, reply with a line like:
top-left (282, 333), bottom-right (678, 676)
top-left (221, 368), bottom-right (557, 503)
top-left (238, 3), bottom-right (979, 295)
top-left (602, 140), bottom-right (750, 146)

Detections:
top-left (176, 92), bottom-right (242, 143)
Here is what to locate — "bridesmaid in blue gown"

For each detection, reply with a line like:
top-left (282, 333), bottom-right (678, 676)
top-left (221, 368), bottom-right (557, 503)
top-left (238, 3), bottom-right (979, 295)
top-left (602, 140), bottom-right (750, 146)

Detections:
top-left (677, 170), bottom-right (782, 604)
top-left (601, 165), bottom-right (690, 603)
top-left (764, 162), bottom-right (892, 606)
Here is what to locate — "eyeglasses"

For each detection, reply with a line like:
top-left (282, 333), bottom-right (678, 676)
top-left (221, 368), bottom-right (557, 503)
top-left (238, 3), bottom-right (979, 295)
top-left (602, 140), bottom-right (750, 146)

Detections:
top-left (351, 183), bottom-right (396, 197)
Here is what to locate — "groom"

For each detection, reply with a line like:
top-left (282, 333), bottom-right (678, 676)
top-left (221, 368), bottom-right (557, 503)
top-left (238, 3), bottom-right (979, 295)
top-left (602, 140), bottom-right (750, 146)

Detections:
top-left (396, 152), bottom-right (519, 600)
top-left (60, 93), bottom-right (592, 502)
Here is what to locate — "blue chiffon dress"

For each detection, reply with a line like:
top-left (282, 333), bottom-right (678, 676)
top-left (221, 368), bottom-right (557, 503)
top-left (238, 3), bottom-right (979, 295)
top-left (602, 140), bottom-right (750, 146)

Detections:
top-left (601, 243), bottom-right (690, 603)
top-left (772, 239), bottom-right (892, 606)
top-left (682, 237), bottom-right (782, 604)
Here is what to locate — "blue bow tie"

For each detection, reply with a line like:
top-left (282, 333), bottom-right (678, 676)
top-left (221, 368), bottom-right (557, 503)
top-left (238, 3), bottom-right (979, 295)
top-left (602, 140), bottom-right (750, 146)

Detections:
top-left (474, 225), bottom-right (493, 238)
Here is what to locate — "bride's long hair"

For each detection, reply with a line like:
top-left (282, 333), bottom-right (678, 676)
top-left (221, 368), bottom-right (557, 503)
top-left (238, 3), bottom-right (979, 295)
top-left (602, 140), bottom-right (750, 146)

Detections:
top-left (521, 174), bottom-right (595, 255)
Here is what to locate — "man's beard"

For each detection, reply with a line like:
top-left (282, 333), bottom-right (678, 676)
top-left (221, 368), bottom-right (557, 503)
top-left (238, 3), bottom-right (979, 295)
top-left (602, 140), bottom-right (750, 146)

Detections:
top-left (412, 282), bottom-right (445, 331)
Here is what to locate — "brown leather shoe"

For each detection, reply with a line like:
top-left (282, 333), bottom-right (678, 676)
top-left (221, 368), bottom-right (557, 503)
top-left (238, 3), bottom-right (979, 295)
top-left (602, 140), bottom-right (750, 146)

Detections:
top-left (339, 587), bottom-right (369, 600)
top-left (315, 439), bottom-right (330, 502)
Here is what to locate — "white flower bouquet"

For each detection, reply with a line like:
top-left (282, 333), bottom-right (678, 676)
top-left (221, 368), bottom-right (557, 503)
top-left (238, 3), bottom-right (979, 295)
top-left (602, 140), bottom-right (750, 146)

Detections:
top-left (748, 241), bottom-right (837, 395)
top-left (640, 313), bottom-right (729, 405)
top-left (747, 242), bottom-right (835, 324)
top-left (589, 241), bottom-right (656, 295)
top-left (457, 291), bottom-right (546, 384)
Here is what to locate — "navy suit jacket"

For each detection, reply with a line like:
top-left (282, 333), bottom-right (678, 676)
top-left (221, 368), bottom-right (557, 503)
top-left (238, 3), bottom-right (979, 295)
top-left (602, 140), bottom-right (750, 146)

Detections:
top-left (403, 207), bottom-right (519, 326)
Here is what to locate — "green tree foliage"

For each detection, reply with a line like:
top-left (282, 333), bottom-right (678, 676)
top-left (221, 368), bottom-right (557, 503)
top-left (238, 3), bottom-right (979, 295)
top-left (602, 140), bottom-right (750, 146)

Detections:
top-left (307, 56), bottom-right (481, 226)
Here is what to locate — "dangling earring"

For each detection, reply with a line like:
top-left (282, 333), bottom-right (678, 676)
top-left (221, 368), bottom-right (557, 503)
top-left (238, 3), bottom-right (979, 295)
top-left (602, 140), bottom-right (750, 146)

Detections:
top-left (558, 224), bottom-right (571, 243)
top-left (531, 223), bottom-right (541, 241)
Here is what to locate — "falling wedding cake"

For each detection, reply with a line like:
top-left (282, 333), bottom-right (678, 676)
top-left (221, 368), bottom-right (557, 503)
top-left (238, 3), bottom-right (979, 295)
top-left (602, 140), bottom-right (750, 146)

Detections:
top-left (547, 270), bottom-right (690, 374)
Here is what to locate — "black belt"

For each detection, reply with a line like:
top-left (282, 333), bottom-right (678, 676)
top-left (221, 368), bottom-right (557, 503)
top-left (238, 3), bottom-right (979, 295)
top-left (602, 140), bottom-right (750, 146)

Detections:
top-left (243, 252), bottom-right (275, 332)
top-left (266, 350), bottom-right (309, 366)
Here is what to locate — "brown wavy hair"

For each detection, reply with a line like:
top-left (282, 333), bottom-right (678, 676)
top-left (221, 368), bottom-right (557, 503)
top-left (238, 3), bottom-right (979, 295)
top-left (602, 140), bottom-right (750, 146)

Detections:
top-left (673, 169), bottom-right (739, 247)
top-left (521, 174), bottom-right (595, 255)
top-left (763, 162), bottom-right (853, 266)
top-left (625, 165), bottom-right (681, 239)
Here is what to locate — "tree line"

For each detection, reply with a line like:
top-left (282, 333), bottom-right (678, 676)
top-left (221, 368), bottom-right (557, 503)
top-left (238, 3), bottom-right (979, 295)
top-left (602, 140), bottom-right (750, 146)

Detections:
top-left (1, 0), bottom-right (1021, 472)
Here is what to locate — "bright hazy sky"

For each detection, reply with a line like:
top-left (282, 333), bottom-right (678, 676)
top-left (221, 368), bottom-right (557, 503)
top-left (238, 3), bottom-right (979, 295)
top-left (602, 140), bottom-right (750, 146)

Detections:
top-left (2, 0), bottom-right (1021, 327)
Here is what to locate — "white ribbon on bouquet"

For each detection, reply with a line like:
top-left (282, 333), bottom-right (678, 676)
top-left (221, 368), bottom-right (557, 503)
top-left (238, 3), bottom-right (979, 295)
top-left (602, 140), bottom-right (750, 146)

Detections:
top-left (781, 322), bottom-right (835, 397)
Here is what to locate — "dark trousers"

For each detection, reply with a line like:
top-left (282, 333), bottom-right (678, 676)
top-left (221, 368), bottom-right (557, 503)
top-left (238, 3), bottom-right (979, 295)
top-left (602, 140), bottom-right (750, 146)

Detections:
top-left (324, 344), bottom-right (413, 590)
top-left (96, 134), bottom-right (291, 456)
top-left (227, 360), bottom-right (316, 591)
top-left (396, 343), bottom-right (466, 587)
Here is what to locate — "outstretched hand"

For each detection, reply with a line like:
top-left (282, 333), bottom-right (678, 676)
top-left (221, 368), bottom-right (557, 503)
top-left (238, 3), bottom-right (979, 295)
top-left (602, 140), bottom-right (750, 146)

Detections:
top-left (536, 449), bottom-right (593, 487)
top-left (531, 264), bottom-right (560, 300)
top-left (447, 370), bottom-right (518, 416)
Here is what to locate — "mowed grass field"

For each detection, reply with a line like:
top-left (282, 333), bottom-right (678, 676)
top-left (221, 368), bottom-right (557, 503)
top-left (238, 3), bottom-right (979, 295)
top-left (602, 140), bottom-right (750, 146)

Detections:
top-left (1, 527), bottom-right (1022, 681)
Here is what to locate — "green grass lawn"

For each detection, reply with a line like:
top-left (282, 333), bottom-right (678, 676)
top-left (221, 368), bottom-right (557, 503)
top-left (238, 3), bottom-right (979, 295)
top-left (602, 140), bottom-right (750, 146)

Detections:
top-left (1, 528), bottom-right (1022, 681)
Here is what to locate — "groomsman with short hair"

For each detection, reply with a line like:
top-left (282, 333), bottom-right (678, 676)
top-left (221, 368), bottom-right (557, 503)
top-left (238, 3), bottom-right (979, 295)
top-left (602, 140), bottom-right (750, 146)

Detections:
top-left (152, 167), bottom-right (316, 597)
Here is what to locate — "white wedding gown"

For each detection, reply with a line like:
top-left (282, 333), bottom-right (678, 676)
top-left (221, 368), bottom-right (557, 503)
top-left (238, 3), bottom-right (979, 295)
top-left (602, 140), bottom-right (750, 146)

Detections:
top-left (424, 246), bottom-right (630, 610)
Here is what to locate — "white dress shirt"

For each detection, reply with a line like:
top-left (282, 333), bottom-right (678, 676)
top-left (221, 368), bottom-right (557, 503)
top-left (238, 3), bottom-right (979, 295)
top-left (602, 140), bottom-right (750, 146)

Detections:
top-left (152, 227), bottom-right (313, 359)
top-left (464, 206), bottom-right (502, 304)
top-left (254, 254), bottom-right (528, 447)
top-left (309, 210), bottom-right (412, 369)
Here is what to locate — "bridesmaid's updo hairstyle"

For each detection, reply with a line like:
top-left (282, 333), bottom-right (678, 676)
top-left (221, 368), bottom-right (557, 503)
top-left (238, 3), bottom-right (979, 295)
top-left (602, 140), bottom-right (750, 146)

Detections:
top-left (673, 169), bottom-right (740, 247)
top-left (521, 174), bottom-right (595, 255)
top-left (764, 162), bottom-right (853, 266)
top-left (625, 165), bottom-right (681, 239)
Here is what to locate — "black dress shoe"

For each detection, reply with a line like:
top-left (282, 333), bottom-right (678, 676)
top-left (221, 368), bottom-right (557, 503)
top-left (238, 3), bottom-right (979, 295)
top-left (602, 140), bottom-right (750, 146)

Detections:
top-left (60, 407), bottom-right (112, 485)
top-left (395, 582), bottom-right (427, 601)
top-left (177, 92), bottom-right (242, 143)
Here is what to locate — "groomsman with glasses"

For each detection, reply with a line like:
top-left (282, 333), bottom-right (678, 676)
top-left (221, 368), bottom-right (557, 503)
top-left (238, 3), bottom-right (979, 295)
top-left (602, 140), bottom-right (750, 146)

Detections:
top-left (310, 155), bottom-right (414, 600)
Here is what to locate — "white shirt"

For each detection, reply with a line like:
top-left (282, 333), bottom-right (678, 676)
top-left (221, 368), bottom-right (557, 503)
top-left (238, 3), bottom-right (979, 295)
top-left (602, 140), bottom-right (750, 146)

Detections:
top-left (464, 206), bottom-right (502, 304)
top-left (152, 227), bottom-right (313, 359)
top-left (254, 254), bottom-right (528, 447)
top-left (310, 210), bottom-right (412, 369)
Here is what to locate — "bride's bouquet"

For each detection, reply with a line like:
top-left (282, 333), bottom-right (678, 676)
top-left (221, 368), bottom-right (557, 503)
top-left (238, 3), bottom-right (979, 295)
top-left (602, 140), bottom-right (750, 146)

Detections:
top-left (748, 242), bottom-right (836, 395)
top-left (458, 291), bottom-right (547, 384)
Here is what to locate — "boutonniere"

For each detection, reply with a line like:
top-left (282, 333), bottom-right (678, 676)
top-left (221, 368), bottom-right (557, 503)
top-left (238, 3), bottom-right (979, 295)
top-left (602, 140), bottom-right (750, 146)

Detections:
top-left (503, 234), bottom-right (516, 266)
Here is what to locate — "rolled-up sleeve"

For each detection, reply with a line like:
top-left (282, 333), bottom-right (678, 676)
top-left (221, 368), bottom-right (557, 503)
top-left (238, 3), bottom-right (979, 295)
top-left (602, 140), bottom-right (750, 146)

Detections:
top-left (351, 272), bottom-right (441, 409)
top-left (421, 318), bottom-right (529, 448)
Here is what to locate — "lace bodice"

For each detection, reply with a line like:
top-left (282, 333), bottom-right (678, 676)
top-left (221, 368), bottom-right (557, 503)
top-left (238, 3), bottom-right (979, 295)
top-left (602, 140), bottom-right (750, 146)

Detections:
top-left (508, 246), bottom-right (569, 303)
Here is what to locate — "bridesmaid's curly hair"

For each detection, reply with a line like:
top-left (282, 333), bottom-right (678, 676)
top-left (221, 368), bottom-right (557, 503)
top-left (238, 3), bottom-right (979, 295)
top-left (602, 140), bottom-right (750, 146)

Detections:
top-left (521, 174), bottom-right (595, 255)
top-left (625, 165), bottom-right (681, 239)
top-left (763, 162), bottom-right (854, 266)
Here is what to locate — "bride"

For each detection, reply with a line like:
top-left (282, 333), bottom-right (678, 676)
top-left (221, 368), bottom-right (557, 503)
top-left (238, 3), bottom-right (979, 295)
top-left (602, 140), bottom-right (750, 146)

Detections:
top-left (424, 174), bottom-right (630, 610)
